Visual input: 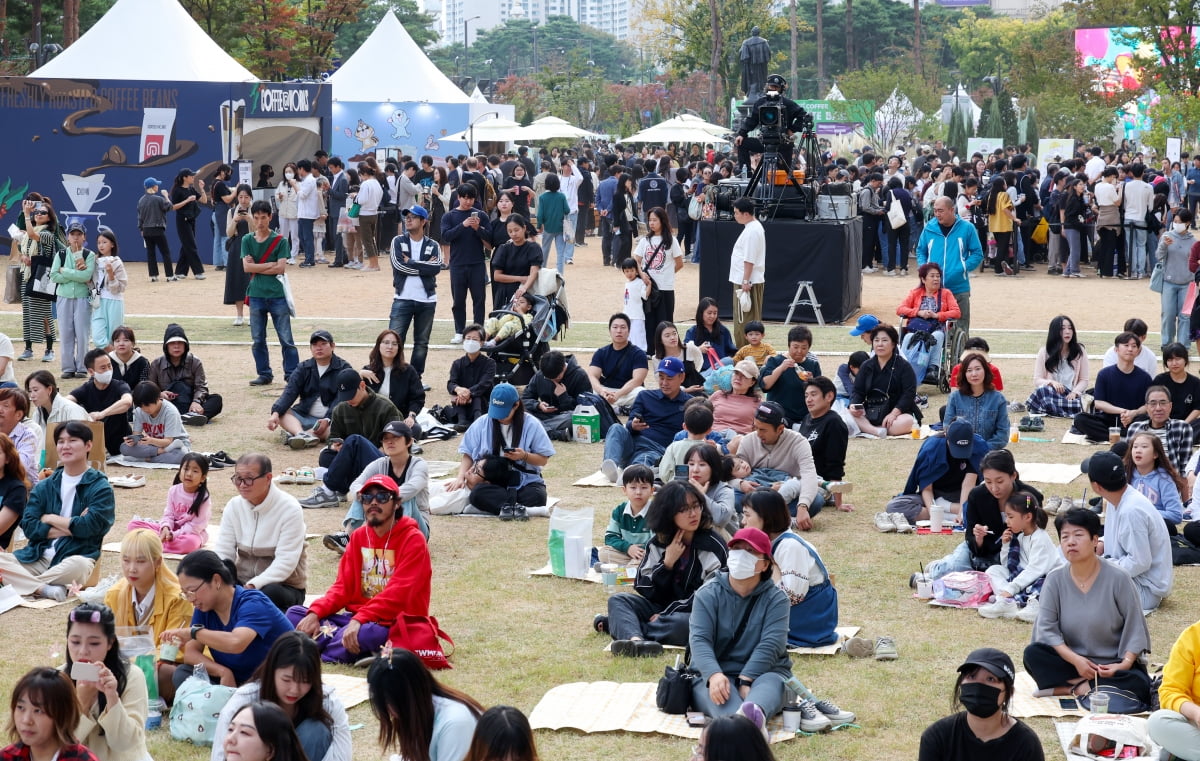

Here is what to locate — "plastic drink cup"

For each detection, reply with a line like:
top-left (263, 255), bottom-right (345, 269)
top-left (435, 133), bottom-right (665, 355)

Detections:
top-left (916, 579), bottom-right (934, 599)
top-left (1108, 426), bottom-right (1121, 444)
top-left (1010, 430), bottom-right (1020, 443)
top-left (929, 503), bottom-right (944, 533)
top-left (600, 563), bottom-right (618, 593)
top-left (1090, 691), bottom-right (1109, 714)
top-left (159, 641), bottom-right (180, 662)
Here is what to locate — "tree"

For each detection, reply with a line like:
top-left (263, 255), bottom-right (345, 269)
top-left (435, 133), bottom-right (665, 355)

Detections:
top-left (1143, 94), bottom-right (1200, 154)
top-left (239, 0), bottom-right (303, 80)
top-left (293, 0), bottom-right (368, 78)
top-left (947, 103), bottom-right (966, 156)
top-left (943, 11), bottom-right (1023, 83)
top-left (180, 0), bottom-right (247, 54)
top-left (334, 0), bottom-right (437, 56)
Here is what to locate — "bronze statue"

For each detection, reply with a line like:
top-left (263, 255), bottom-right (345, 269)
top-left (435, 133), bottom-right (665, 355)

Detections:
top-left (739, 27), bottom-right (771, 100)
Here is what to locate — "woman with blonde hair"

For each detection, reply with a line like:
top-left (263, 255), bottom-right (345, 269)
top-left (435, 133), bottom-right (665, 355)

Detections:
top-left (103, 529), bottom-right (193, 702)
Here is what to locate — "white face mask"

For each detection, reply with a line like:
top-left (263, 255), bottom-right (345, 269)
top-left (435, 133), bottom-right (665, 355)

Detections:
top-left (462, 339), bottom-right (482, 355)
top-left (727, 549), bottom-right (759, 580)
top-left (1175, 223), bottom-right (1189, 234)
top-left (285, 171), bottom-right (295, 180)
top-left (93, 370), bottom-right (113, 385)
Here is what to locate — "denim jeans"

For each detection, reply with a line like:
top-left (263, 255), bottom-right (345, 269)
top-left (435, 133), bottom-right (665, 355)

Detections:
top-left (298, 218), bottom-right (316, 265)
top-left (389, 299), bottom-right (437, 374)
top-left (542, 231), bottom-right (569, 273)
top-left (563, 210), bottom-right (578, 263)
top-left (212, 214), bottom-right (228, 268)
top-left (1162, 281), bottom-right (1192, 346)
top-left (249, 296), bottom-right (299, 380)
top-left (1127, 224), bottom-right (1149, 277)
top-left (603, 425), bottom-right (666, 468)
top-left (1063, 228), bottom-right (1082, 275)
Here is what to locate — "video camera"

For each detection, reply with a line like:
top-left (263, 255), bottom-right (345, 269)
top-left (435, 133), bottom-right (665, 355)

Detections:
top-left (757, 101), bottom-right (785, 147)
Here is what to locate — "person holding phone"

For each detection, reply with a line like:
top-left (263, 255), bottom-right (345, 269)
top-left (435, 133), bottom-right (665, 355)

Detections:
top-left (63, 603), bottom-right (151, 761)
top-left (520, 350), bottom-right (591, 442)
top-left (223, 185), bottom-right (254, 326)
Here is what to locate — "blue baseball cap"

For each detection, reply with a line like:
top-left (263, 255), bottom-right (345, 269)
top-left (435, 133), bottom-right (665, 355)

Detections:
top-left (402, 205), bottom-right (429, 219)
top-left (946, 418), bottom-right (974, 459)
top-left (489, 383), bottom-right (520, 420)
top-left (849, 314), bottom-right (880, 336)
top-left (144, 177), bottom-right (162, 189)
top-left (656, 356), bottom-right (685, 376)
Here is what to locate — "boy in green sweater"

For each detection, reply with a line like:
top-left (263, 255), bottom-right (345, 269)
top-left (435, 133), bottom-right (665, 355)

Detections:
top-left (596, 464), bottom-right (654, 565)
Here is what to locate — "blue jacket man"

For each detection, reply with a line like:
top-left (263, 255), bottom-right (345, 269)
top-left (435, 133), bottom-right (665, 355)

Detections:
top-left (885, 418), bottom-right (989, 524)
top-left (915, 197), bottom-right (984, 335)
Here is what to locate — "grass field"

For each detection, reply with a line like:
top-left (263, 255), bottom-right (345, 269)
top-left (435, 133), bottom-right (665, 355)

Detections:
top-left (0, 252), bottom-right (1189, 761)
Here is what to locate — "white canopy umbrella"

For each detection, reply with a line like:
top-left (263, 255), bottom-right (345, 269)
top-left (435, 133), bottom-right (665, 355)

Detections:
top-left (623, 114), bottom-right (731, 143)
top-left (441, 118), bottom-right (525, 144)
top-left (515, 115), bottom-right (603, 141)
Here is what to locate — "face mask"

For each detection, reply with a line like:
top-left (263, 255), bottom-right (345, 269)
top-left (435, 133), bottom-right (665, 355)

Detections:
top-left (727, 549), bottom-right (759, 580)
top-left (285, 172), bottom-right (295, 180)
top-left (93, 370), bottom-right (113, 385)
top-left (462, 339), bottom-right (481, 354)
top-left (959, 682), bottom-right (1002, 718)
top-left (1175, 223), bottom-right (1189, 234)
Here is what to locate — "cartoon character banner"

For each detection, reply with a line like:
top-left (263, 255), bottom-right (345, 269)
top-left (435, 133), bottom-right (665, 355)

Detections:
top-left (331, 101), bottom-right (471, 163)
top-left (0, 77), bottom-right (329, 261)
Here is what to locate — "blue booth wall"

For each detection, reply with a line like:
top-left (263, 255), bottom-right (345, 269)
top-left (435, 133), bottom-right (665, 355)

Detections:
top-left (0, 77), bottom-right (330, 262)
top-left (331, 100), bottom-right (470, 163)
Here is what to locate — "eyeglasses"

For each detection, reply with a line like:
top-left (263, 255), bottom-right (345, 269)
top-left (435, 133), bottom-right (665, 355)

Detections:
top-left (361, 492), bottom-right (395, 505)
top-left (230, 472), bottom-right (268, 488)
top-left (679, 503), bottom-right (703, 514)
top-left (181, 580), bottom-right (210, 599)
top-left (1146, 400), bottom-right (1171, 407)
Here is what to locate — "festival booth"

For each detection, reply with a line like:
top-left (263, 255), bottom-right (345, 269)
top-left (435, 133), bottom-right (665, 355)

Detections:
top-left (327, 10), bottom-right (514, 163)
top-left (0, 0), bottom-right (330, 261)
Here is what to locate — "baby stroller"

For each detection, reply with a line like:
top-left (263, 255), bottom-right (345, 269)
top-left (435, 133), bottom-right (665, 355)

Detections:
top-left (485, 270), bottom-right (570, 385)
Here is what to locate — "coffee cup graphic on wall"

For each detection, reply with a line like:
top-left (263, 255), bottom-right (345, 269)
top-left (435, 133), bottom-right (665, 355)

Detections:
top-left (61, 174), bottom-right (112, 213)
top-left (139, 108), bottom-right (178, 162)
top-left (220, 99), bottom-right (246, 164)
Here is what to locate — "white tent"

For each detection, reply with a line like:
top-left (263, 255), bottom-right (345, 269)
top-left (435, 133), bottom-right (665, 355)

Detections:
top-left (824, 84), bottom-right (846, 101)
top-left (470, 87), bottom-right (491, 104)
top-left (516, 116), bottom-right (603, 141)
top-left (442, 117), bottom-right (525, 143)
top-left (876, 88), bottom-right (925, 130)
top-left (31, 0), bottom-right (258, 81)
top-left (328, 10), bottom-right (470, 104)
top-left (622, 114), bottom-right (731, 144)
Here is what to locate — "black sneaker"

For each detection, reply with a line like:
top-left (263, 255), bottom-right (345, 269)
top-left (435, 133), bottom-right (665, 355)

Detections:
top-left (499, 504), bottom-right (516, 521)
top-left (249, 376), bottom-right (272, 386)
top-left (514, 505), bottom-right (529, 521)
top-left (323, 532), bottom-right (349, 554)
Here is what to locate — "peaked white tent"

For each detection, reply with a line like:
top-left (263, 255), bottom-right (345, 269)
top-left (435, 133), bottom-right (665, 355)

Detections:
top-left (824, 84), bottom-right (846, 101)
top-left (31, 0), bottom-right (257, 81)
top-left (876, 88), bottom-right (925, 130)
top-left (328, 10), bottom-right (470, 104)
top-left (471, 87), bottom-right (491, 104)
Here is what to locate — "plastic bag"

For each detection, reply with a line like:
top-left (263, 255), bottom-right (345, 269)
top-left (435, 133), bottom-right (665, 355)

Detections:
top-left (548, 506), bottom-right (593, 578)
top-left (169, 672), bottom-right (235, 745)
top-left (931, 570), bottom-right (992, 607)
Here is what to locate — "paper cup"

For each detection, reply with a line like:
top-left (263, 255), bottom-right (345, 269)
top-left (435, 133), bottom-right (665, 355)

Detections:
top-left (929, 504), bottom-right (944, 533)
top-left (781, 705), bottom-right (802, 732)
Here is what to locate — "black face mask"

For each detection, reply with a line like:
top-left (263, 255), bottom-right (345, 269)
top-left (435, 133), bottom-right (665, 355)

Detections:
top-left (960, 682), bottom-right (1002, 718)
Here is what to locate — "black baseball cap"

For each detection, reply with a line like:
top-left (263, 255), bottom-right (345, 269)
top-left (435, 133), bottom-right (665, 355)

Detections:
top-left (309, 330), bottom-right (334, 344)
top-left (957, 647), bottom-right (1015, 682)
top-left (331, 367), bottom-right (364, 407)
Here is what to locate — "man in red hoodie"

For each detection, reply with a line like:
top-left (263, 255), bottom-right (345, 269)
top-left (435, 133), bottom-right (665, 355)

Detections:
top-left (288, 473), bottom-right (431, 663)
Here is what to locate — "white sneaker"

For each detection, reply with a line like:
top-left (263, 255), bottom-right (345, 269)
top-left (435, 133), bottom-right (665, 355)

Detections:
top-left (1016, 598), bottom-right (1040, 623)
top-left (600, 459), bottom-right (620, 484)
top-left (450, 333), bottom-right (463, 345)
top-left (232, 317), bottom-right (244, 326)
top-left (874, 512), bottom-right (896, 532)
top-left (978, 597), bottom-right (1019, 619)
top-left (861, 266), bottom-right (876, 274)
top-left (891, 513), bottom-right (913, 533)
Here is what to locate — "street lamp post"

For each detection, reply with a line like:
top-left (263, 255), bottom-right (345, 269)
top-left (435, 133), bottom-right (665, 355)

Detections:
top-left (463, 15), bottom-right (481, 89)
top-left (469, 110), bottom-right (500, 155)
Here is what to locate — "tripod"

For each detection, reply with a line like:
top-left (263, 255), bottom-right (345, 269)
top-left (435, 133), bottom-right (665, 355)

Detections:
top-left (745, 143), bottom-right (803, 207)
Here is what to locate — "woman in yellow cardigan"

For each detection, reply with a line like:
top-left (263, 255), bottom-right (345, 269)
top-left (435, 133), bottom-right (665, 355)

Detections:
top-left (103, 529), bottom-right (193, 703)
top-left (1150, 620), bottom-right (1200, 760)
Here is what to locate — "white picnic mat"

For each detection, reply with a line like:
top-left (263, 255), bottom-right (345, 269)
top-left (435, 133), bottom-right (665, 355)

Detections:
top-left (424, 461), bottom-right (459, 479)
top-left (1010, 671), bottom-right (1087, 718)
top-left (322, 673), bottom-right (369, 709)
top-left (530, 564), bottom-right (605, 583)
top-left (574, 470), bottom-right (622, 487)
top-left (106, 456), bottom-right (180, 470)
top-left (1015, 462), bottom-right (1085, 485)
top-left (101, 533), bottom-right (321, 561)
top-left (1054, 719), bottom-right (1161, 761)
top-left (528, 681), bottom-right (798, 742)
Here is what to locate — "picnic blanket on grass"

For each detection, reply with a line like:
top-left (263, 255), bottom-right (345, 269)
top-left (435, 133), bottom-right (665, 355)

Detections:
top-left (528, 681), bottom-right (798, 742)
top-left (574, 471), bottom-right (623, 487)
top-left (322, 673), bottom-right (369, 709)
top-left (1015, 462), bottom-right (1085, 485)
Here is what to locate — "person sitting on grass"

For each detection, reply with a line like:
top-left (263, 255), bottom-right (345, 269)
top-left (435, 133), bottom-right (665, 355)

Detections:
top-left (596, 464), bottom-right (653, 566)
top-left (587, 313), bottom-right (648, 413)
top-left (447, 384), bottom-right (554, 520)
top-left (1023, 507), bottom-right (1152, 710)
top-left (741, 489), bottom-right (839, 648)
top-left (212, 632), bottom-right (352, 761)
top-left (520, 350), bottom-right (592, 442)
top-left (919, 648), bottom-right (1044, 760)
top-left (119, 381), bottom-right (191, 465)
top-left (1125, 431), bottom-right (1186, 535)
top-left (977, 493), bottom-right (1064, 621)
top-left (126, 453), bottom-right (211, 554)
top-left (290, 474), bottom-right (431, 665)
top-left (797, 377), bottom-right (851, 510)
top-left (0, 421), bottom-right (114, 601)
top-left (25, 371), bottom-right (87, 432)
top-left (1149, 618), bottom-right (1200, 760)
top-left (67, 349), bottom-right (133, 457)
top-left (445, 324), bottom-right (495, 432)
top-left (266, 331), bottom-right (353, 450)
top-left (368, 647), bottom-right (484, 761)
top-left (0, 432), bottom-right (30, 552)
top-left (147, 323), bottom-right (221, 426)
top-left (657, 403), bottom-right (721, 483)
top-left (925, 449), bottom-right (1040, 579)
top-left (944, 352), bottom-right (1010, 451)
top-left (1021, 315), bottom-right (1088, 418)
top-left (732, 321), bottom-right (775, 367)
top-left (600, 357), bottom-right (691, 479)
top-left (1125, 385), bottom-right (1193, 475)
top-left (682, 443), bottom-right (738, 536)
top-left (2, 667), bottom-right (101, 761)
top-left (759, 326), bottom-right (821, 426)
top-left (731, 401), bottom-right (821, 530)
top-left (1069, 332), bottom-right (1152, 443)
top-left (462, 706), bottom-right (540, 761)
top-left (102, 529), bottom-right (192, 703)
top-left (884, 418), bottom-right (988, 527)
top-left (849, 323), bottom-right (918, 437)
top-left (594, 480), bottom-right (727, 656)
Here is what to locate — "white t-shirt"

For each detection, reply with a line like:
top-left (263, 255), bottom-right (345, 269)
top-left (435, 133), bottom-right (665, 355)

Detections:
top-left (308, 363), bottom-right (332, 418)
top-left (728, 219), bottom-right (766, 285)
top-left (634, 235), bottom-right (683, 291)
top-left (395, 236), bottom-right (439, 304)
top-left (1094, 181), bottom-right (1119, 207)
top-left (44, 470), bottom-right (84, 561)
top-left (1123, 179), bottom-right (1153, 223)
top-left (0, 334), bottom-right (14, 384)
top-left (1085, 156), bottom-right (1107, 183)
top-left (623, 277), bottom-right (647, 315)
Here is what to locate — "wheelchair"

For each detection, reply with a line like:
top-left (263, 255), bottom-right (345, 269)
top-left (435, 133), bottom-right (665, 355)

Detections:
top-left (899, 318), bottom-right (966, 394)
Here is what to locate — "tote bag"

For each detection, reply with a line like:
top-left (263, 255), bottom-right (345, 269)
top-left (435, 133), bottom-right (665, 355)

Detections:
top-left (886, 192), bottom-right (907, 229)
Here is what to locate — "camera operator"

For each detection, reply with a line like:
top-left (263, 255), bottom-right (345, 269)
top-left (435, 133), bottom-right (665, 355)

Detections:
top-left (735, 74), bottom-right (808, 174)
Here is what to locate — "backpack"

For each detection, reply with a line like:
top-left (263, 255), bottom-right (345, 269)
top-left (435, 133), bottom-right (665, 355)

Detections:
top-left (483, 174), bottom-right (498, 213)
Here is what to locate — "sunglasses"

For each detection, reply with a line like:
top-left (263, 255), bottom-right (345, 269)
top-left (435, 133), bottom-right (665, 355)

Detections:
top-left (361, 492), bottom-right (395, 505)
top-left (33, 208), bottom-right (49, 215)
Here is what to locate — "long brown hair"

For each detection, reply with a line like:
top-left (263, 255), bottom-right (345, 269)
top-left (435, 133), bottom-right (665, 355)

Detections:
top-left (7, 668), bottom-right (80, 748)
top-left (1124, 431), bottom-right (1188, 496)
top-left (368, 649), bottom-right (484, 761)
top-left (367, 329), bottom-right (408, 375)
top-left (0, 433), bottom-right (30, 490)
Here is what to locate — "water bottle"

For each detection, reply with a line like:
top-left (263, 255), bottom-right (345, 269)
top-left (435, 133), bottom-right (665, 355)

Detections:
top-left (145, 697), bottom-right (162, 730)
top-left (193, 662), bottom-right (209, 683)
top-left (741, 165), bottom-right (748, 180)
